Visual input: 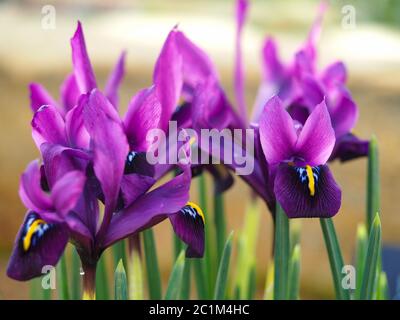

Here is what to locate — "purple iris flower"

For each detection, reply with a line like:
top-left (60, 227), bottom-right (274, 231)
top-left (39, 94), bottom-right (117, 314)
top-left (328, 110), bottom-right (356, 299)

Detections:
top-left (7, 23), bottom-right (206, 298)
top-left (253, 2), bottom-right (368, 162)
top-left (259, 96), bottom-right (341, 218)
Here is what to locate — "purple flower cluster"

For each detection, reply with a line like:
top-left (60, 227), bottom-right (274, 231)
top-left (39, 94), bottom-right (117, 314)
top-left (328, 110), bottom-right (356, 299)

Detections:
top-left (7, 1), bottom-right (368, 284)
top-left (8, 23), bottom-right (208, 282)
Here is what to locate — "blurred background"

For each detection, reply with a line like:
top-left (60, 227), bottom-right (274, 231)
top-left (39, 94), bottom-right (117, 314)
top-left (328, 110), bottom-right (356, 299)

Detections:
top-left (0, 0), bottom-right (400, 299)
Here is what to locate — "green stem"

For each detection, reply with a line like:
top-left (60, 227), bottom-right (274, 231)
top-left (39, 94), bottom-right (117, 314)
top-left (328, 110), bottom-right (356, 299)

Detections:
top-left (214, 232), bottom-right (234, 300)
top-left (197, 174), bottom-right (214, 298)
top-left (288, 245), bottom-right (301, 300)
top-left (214, 190), bottom-right (226, 262)
top-left (367, 136), bottom-right (380, 233)
top-left (82, 262), bottom-right (97, 300)
top-left (71, 247), bottom-right (81, 300)
top-left (273, 203), bottom-right (290, 300)
top-left (360, 214), bottom-right (382, 300)
top-left (56, 253), bottom-right (69, 300)
top-left (320, 218), bottom-right (350, 300)
top-left (95, 254), bottom-right (109, 300)
top-left (143, 229), bottom-right (162, 299)
top-left (355, 224), bottom-right (368, 299)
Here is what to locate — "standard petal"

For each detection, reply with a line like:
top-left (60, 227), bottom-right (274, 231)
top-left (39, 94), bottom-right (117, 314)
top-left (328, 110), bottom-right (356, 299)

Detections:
top-left (104, 51), bottom-right (126, 109)
top-left (7, 211), bottom-right (69, 281)
top-left (259, 96), bottom-right (297, 164)
top-left (29, 83), bottom-right (59, 113)
top-left (65, 95), bottom-right (90, 150)
top-left (103, 166), bottom-right (191, 248)
top-left (302, 1), bottom-right (328, 66)
top-left (234, 0), bottom-right (249, 122)
top-left (321, 61), bottom-right (347, 89)
top-left (83, 90), bottom-right (129, 234)
top-left (154, 29), bottom-right (183, 131)
top-left (300, 75), bottom-right (324, 108)
top-left (169, 202), bottom-right (205, 258)
top-left (71, 22), bottom-right (97, 93)
top-left (124, 86), bottom-right (162, 152)
top-left (329, 91), bottom-right (358, 138)
top-left (60, 73), bottom-right (80, 112)
top-left (274, 164), bottom-right (341, 218)
top-left (294, 49), bottom-right (314, 78)
top-left (31, 105), bottom-right (67, 149)
top-left (51, 170), bottom-right (86, 217)
top-left (19, 160), bottom-right (52, 213)
top-left (296, 100), bottom-right (335, 165)
top-left (261, 37), bottom-right (284, 84)
top-left (175, 31), bottom-right (218, 89)
top-left (191, 79), bottom-right (232, 131)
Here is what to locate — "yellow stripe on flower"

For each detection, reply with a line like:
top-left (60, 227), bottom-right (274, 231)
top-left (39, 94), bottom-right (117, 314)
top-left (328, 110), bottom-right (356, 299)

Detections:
top-left (187, 201), bottom-right (205, 224)
top-left (23, 219), bottom-right (46, 251)
top-left (305, 165), bottom-right (315, 196)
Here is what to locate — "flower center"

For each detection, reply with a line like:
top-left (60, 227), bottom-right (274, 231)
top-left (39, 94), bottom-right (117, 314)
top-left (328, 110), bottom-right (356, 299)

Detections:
top-left (183, 202), bottom-right (205, 224)
top-left (22, 214), bottom-right (50, 252)
top-left (305, 165), bottom-right (315, 196)
top-left (295, 165), bottom-right (320, 197)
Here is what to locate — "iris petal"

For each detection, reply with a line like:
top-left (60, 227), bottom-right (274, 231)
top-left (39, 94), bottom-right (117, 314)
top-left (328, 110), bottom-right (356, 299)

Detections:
top-left (274, 164), bottom-right (341, 218)
top-left (169, 202), bottom-right (205, 258)
top-left (7, 211), bottom-right (69, 281)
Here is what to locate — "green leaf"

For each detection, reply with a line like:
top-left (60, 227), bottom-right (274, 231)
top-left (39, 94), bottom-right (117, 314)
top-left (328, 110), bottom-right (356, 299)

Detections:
top-left (165, 251), bottom-right (186, 300)
top-left (248, 265), bottom-right (257, 300)
top-left (143, 229), bottom-right (162, 300)
top-left (173, 234), bottom-right (183, 259)
top-left (214, 189), bottom-right (226, 262)
top-left (290, 220), bottom-right (302, 253)
top-left (263, 261), bottom-right (274, 300)
top-left (95, 254), bottom-right (110, 300)
top-left (180, 258), bottom-right (191, 299)
top-left (193, 259), bottom-right (208, 299)
top-left (114, 260), bottom-right (128, 300)
top-left (376, 271), bottom-right (389, 300)
top-left (198, 174), bottom-right (216, 297)
top-left (56, 253), bottom-right (69, 300)
top-left (274, 203), bottom-right (290, 300)
top-left (234, 202), bottom-right (260, 299)
top-left (128, 235), bottom-right (144, 300)
top-left (288, 244), bottom-right (301, 300)
top-left (320, 218), bottom-right (350, 300)
top-left (214, 231), bottom-right (234, 300)
top-left (361, 213), bottom-right (382, 300)
top-left (112, 240), bottom-right (127, 273)
top-left (355, 224), bottom-right (368, 299)
top-left (367, 136), bottom-right (380, 233)
top-left (30, 277), bottom-right (41, 300)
